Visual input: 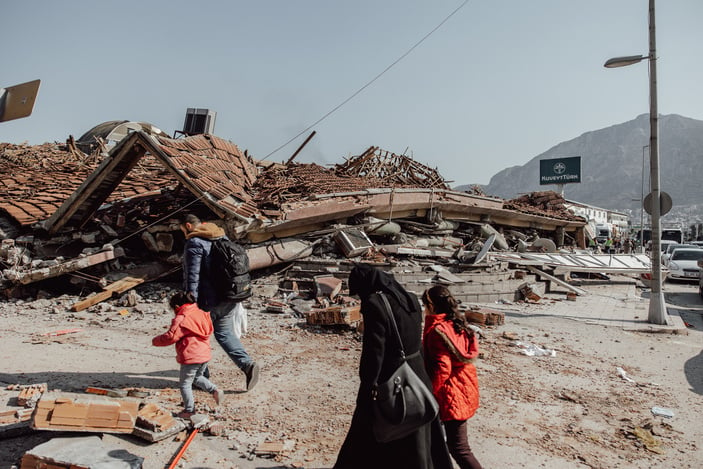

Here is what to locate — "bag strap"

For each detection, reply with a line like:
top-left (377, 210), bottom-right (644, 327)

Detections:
top-left (377, 292), bottom-right (407, 360)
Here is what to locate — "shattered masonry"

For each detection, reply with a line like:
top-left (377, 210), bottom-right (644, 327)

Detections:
top-left (1, 129), bottom-right (590, 297)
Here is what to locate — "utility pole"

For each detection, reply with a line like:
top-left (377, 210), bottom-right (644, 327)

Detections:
top-left (646, 0), bottom-right (667, 324)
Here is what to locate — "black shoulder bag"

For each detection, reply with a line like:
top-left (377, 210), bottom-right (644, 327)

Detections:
top-left (371, 292), bottom-right (439, 443)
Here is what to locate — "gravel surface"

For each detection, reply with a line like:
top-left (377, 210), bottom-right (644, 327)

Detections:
top-left (1, 275), bottom-right (701, 468)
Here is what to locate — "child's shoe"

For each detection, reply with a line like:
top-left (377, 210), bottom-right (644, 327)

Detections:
top-left (213, 388), bottom-right (224, 406)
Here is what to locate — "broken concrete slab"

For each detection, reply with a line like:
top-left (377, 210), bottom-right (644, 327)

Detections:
top-left (381, 244), bottom-right (454, 258)
top-left (20, 435), bottom-right (144, 468)
top-left (2, 245), bottom-right (124, 285)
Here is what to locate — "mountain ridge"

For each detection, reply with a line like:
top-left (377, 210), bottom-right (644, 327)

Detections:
top-left (456, 114), bottom-right (703, 219)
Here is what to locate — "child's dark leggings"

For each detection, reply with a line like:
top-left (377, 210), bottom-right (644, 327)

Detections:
top-left (443, 419), bottom-right (483, 469)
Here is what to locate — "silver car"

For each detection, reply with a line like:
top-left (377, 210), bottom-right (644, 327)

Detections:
top-left (666, 248), bottom-right (703, 281)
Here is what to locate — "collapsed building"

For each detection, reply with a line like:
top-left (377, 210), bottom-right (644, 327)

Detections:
top-left (1, 123), bottom-right (612, 308)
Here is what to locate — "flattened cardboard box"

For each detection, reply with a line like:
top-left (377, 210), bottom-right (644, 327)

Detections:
top-left (32, 391), bottom-right (140, 433)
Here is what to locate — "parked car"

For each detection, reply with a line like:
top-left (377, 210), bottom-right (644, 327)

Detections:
top-left (665, 248), bottom-right (703, 281)
top-left (649, 239), bottom-right (677, 257)
top-left (699, 259), bottom-right (703, 299)
top-left (661, 243), bottom-right (699, 267)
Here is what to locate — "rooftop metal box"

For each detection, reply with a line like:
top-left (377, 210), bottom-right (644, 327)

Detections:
top-left (182, 108), bottom-right (216, 135)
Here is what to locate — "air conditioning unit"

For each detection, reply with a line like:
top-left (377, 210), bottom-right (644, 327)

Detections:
top-left (182, 108), bottom-right (216, 135)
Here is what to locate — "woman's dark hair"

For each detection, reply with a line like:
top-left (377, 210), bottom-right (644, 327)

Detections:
top-left (422, 285), bottom-right (470, 334)
top-left (169, 291), bottom-right (196, 309)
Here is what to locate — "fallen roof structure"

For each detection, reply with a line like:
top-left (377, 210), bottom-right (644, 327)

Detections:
top-left (39, 131), bottom-right (257, 234)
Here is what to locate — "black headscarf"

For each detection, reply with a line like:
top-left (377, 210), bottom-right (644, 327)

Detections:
top-left (348, 263), bottom-right (419, 314)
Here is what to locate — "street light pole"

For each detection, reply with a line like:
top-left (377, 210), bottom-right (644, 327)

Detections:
top-left (646, 0), bottom-right (667, 325)
top-left (604, 0), bottom-right (667, 324)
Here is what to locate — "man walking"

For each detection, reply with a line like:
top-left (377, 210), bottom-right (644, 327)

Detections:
top-left (180, 213), bottom-right (260, 391)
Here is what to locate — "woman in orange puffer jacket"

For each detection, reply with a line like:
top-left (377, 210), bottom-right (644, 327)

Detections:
top-left (422, 285), bottom-right (482, 469)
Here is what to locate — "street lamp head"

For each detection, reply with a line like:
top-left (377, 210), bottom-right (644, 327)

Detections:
top-left (604, 55), bottom-right (647, 68)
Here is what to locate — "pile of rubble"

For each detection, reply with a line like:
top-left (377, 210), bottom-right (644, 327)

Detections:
top-left (0, 130), bottom-right (591, 303)
top-left (504, 190), bottom-right (581, 221)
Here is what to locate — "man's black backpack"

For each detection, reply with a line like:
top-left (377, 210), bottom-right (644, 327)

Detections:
top-left (209, 237), bottom-right (252, 301)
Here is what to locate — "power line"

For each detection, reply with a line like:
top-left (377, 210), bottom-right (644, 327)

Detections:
top-left (261, 0), bottom-right (470, 161)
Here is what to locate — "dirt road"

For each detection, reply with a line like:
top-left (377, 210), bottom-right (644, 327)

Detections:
top-left (1, 275), bottom-right (701, 468)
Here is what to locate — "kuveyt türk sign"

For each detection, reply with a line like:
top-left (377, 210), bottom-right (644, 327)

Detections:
top-left (539, 156), bottom-right (581, 185)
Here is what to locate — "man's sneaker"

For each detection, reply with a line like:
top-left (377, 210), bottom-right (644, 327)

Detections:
top-left (245, 362), bottom-right (260, 391)
top-left (175, 410), bottom-right (194, 420)
top-left (212, 388), bottom-right (224, 406)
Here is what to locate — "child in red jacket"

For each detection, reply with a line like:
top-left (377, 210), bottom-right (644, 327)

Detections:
top-left (153, 291), bottom-right (224, 418)
top-left (422, 285), bottom-right (482, 469)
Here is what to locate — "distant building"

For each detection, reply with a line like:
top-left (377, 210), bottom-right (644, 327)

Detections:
top-left (564, 200), bottom-right (629, 240)
top-left (608, 211), bottom-right (630, 238)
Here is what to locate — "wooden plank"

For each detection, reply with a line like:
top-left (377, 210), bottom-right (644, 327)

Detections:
top-left (70, 262), bottom-right (177, 312)
top-left (526, 266), bottom-right (588, 296)
top-left (71, 277), bottom-right (144, 312)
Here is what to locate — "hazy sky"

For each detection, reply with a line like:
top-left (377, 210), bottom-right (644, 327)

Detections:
top-left (2, 1), bottom-right (702, 186)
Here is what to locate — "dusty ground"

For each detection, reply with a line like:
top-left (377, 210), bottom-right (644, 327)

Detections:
top-left (1, 273), bottom-right (702, 469)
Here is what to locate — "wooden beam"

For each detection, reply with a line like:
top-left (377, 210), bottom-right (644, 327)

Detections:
top-left (70, 262), bottom-right (178, 312)
top-left (526, 266), bottom-right (587, 296)
top-left (71, 277), bottom-right (145, 312)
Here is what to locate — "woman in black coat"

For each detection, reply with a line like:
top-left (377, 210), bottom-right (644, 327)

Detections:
top-left (333, 264), bottom-right (452, 469)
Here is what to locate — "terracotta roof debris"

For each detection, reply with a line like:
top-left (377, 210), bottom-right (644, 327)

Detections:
top-left (154, 133), bottom-right (257, 204)
top-left (252, 162), bottom-right (385, 209)
top-left (504, 190), bottom-right (581, 221)
top-left (0, 140), bottom-right (176, 227)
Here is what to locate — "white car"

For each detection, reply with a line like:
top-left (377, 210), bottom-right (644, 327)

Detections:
top-left (658, 239), bottom-right (678, 254)
top-left (661, 243), bottom-right (699, 267)
top-left (666, 248), bottom-right (703, 281)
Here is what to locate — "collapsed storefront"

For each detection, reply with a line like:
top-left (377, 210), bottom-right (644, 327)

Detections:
top-left (1, 129), bottom-right (592, 305)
